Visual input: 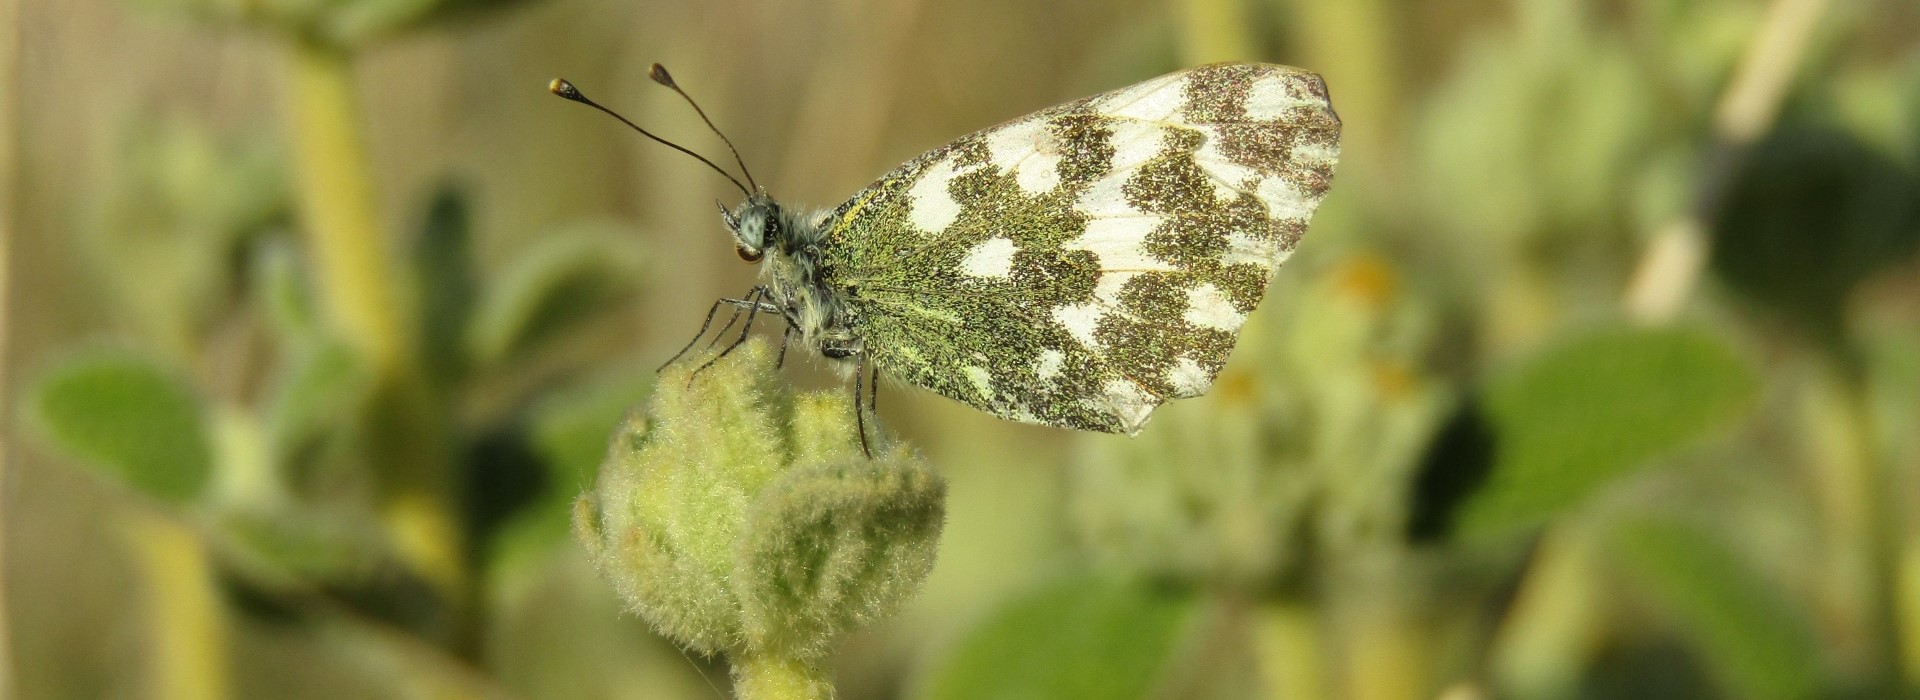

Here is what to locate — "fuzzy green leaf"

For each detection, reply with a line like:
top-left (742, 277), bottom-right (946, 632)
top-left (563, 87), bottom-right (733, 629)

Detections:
top-left (1455, 327), bottom-right (1758, 536)
top-left (912, 575), bottom-right (1199, 700)
top-left (32, 354), bottom-right (214, 504)
top-left (1610, 518), bottom-right (1824, 700)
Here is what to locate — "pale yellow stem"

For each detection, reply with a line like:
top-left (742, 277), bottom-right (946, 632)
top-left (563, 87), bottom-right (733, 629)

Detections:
top-left (283, 41), bottom-right (414, 378)
top-left (1252, 599), bottom-right (1326, 700)
top-left (1489, 528), bottom-right (1603, 698)
top-left (1176, 0), bottom-right (1258, 65)
top-left (1808, 365), bottom-right (1906, 689)
top-left (282, 41), bottom-right (463, 605)
top-left (1624, 0), bottom-right (1832, 321)
top-left (732, 655), bottom-right (834, 700)
top-left (1291, 0), bottom-right (1399, 186)
top-left (122, 511), bottom-right (229, 700)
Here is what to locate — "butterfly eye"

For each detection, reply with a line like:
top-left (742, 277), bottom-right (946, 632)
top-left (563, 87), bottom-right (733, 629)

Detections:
top-left (736, 246), bottom-right (764, 262)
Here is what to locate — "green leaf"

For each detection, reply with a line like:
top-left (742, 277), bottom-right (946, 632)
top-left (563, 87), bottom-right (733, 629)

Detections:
top-left (31, 354), bottom-right (214, 504)
top-left (262, 339), bottom-right (371, 488)
top-left (1454, 327), bottom-right (1758, 536)
top-left (466, 228), bottom-right (642, 370)
top-left (911, 575), bottom-right (1199, 700)
top-left (413, 187), bottom-right (476, 387)
top-left (255, 239), bottom-right (319, 341)
top-left (528, 368), bottom-right (654, 490)
top-left (1711, 125), bottom-right (1920, 339)
top-left (1610, 518), bottom-right (1824, 700)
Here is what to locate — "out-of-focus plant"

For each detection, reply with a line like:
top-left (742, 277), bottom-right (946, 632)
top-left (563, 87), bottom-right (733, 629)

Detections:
top-left (126, 0), bottom-right (531, 47)
top-left (917, 1), bottom-right (1920, 698)
top-left (1067, 252), bottom-right (1446, 589)
top-left (33, 135), bottom-right (643, 543)
top-left (919, 250), bottom-right (1451, 699)
top-left (25, 46), bottom-right (651, 696)
top-left (576, 339), bottom-right (946, 699)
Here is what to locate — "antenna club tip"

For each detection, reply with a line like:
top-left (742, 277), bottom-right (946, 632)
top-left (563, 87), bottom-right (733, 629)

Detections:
top-left (649, 63), bottom-right (678, 88)
top-left (549, 78), bottom-right (587, 102)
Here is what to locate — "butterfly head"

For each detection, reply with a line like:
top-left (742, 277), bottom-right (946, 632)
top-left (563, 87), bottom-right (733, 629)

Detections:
top-left (721, 196), bottom-right (785, 263)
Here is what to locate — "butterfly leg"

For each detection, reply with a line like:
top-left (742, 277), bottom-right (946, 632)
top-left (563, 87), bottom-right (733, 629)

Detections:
top-left (702, 284), bottom-right (780, 353)
top-left (853, 355), bottom-right (873, 459)
top-left (659, 297), bottom-right (728, 372)
top-left (775, 325), bottom-right (794, 369)
top-left (659, 284), bottom-right (766, 371)
top-left (689, 286), bottom-right (778, 385)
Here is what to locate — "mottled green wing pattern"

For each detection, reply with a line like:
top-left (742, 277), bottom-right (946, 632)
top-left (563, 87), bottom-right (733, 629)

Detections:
top-left (817, 62), bottom-right (1341, 434)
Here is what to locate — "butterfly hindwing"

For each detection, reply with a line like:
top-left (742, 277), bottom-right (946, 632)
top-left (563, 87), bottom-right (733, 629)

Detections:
top-left (817, 62), bottom-right (1341, 434)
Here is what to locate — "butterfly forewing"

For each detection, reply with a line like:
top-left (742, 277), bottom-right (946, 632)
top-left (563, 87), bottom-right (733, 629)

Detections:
top-left (817, 62), bottom-right (1340, 434)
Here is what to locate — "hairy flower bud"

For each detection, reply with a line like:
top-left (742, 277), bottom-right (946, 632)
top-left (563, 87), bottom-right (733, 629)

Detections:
top-left (574, 339), bottom-right (945, 670)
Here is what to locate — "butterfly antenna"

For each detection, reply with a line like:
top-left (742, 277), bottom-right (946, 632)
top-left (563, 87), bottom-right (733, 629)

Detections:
top-left (648, 64), bottom-right (761, 193)
top-left (549, 78), bottom-right (751, 197)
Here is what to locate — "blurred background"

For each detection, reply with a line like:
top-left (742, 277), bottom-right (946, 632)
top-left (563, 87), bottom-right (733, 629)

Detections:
top-left (5, 0), bottom-right (1920, 697)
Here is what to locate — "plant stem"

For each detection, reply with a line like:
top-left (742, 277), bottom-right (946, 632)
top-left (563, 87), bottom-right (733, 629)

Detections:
top-left (1822, 359), bottom-right (1906, 691)
top-left (1291, 0), bottom-right (1400, 192)
top-left (0, 0), bottom-right (18, 689)
top-left (1252, 599), bottom-right (1326, 700)
top-left (123, 510), bottom-right (229, 700)
top-left (1488, 529), bottom-right (1602, 698)
top-left (732, 655), bottom-right (833, 700)
top-left (1623, 0), bottom-right (1831, 321)
top-left (283, 41), bottom-right (413, 377)
top-left (1175, 0), bottom-right (1257, 65)
top-left (282, 40), bottom-right (465, 618)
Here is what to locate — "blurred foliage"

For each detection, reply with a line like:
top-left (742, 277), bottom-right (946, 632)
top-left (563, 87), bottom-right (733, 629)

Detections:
top-left (12, 0), bottom-right (1920, 698)
top-left (29, 353), bottom-right (214, 504)
top-left (912, 575), bottom-right (1199, 700)
top-left (1611, 517), bottom-right (1826, 700)
top-left (1071, 253), bottom-right (1445, 590)
top-left (1711, 125), bottom-right (1920, 340)
top-left (1448, 326), bottom-right (1759, 537)
top-left (124, 0), bottom-right (535, 47)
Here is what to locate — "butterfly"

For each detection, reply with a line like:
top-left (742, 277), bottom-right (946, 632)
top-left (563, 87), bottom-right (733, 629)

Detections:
top-left (552, 62), bottom-right (1340, 453)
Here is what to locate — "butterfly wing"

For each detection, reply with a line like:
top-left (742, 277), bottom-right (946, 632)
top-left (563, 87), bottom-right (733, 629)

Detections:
top-left (815, 62), bottom-right (1340, 434)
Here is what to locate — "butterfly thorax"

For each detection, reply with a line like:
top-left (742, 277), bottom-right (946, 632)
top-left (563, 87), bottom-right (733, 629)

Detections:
top-left (725, 196), bottom-right (859, 362)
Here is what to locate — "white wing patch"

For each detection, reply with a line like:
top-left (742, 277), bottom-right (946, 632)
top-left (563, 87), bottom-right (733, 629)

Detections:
top-left (1052, 302), bottom-right (1102, 350)
top-left (1222, 230), bottom-right (1289, 268)
top-left (1167, 357), bottom-right (1212, 397)
top-left (1182, 283), bottom-right (1244, 331)
top-left (1034, 349), bottom-right (1065, 381)
top-left (908, 155), bottom-right (974, 234)
top-left (1098, 379), bottom-right (1159, 434)
top-left (962, 365), bottom-right (996, 399)
top-left (985, 117), bottom-right (1062, 196)
top-left (1093, 72), bottom-right (1188, 122)
top-left (1243, 71), bottom-right (1325, 121)
top-left (1066, 217), bottom-right (1172, 272)
top-left (961, 237), bottom-right (1018, 278)
top-left (1256, 177), bottom-right (1318, 223)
